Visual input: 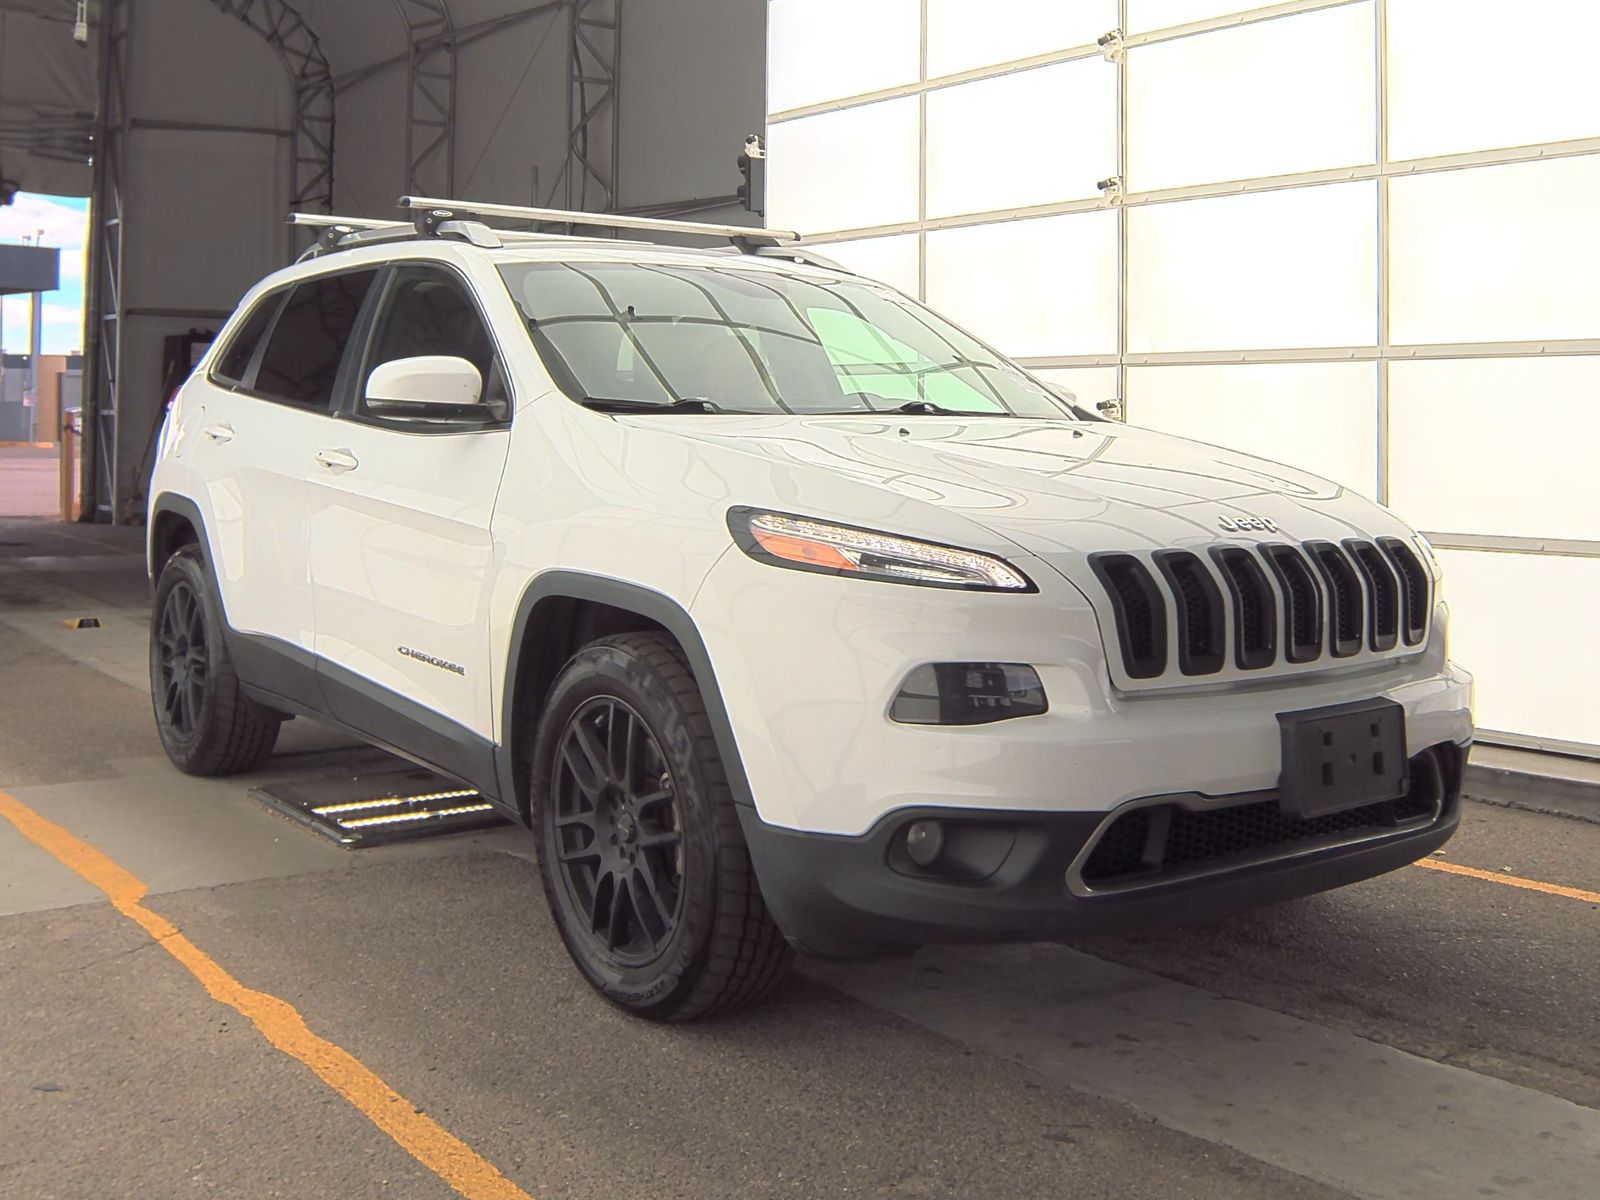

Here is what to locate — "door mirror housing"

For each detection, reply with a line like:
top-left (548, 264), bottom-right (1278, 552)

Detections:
top-left (364, 355), bottom-right (484, 418)
top-left (1096, 397), bottom-right (1124, 422)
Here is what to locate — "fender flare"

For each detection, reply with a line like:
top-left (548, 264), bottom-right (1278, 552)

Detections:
top-left (497, 571), bottom-right (758, 815)
top-left (147, 492), bottom-right (214, 581)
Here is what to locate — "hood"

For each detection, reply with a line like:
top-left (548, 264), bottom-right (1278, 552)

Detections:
top-left (624, 414), bottom-right (1412, 559)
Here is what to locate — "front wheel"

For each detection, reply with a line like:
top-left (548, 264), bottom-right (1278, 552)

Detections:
top-left (149, 546), bottom-right (281, 775)
top-left (529, 632), bottom-right (792, 1021)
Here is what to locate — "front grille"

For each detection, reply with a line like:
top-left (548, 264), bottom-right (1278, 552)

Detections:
top-left (1093, 539), bottom-right (1429, 680)
top-left (1089, 554), bottom-right (1168, 679)
top-left (1347, 540), bottom-right (1400, 652)
top-left (1308, 541), bottom-right (1363, 657)
top-left (1262, 543), bottom-right (1322, 663)
top-left (1379, 537), bottom-right (1431, 646)
top-left (1154, 550), bottom-right (1224, 675)
top-left (1210, 546), bottom-right (1276, 670)
top-left (1077, 746), bottom-right (1454, 891)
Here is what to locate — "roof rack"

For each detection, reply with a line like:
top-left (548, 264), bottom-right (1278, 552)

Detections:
top-left (289, 202), bottom-right (829, 269)
top-left (399, 195), bottom-right (801, 250)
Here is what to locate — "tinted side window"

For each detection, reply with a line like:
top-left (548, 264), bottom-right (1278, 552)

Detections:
top-left (366, 270), bottom-right (496, 382)
top-left (254, 270), bottom-right (378, 409)
top-left (363, 268), bottom-right (499, 412)
top-left (212, 292), bottom-right (282, 385)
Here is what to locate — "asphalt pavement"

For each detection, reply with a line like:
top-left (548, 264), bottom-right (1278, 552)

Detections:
top-left (2, 516), bottom-right (1597, 1200)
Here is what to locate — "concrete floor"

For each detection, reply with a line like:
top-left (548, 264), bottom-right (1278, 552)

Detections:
top-left (2, 516), bottom-right (1598, 1200)
top-left (0, 446), bottom-right (60, 519)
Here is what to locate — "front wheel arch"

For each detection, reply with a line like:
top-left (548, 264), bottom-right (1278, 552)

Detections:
top-left (498, 573), bottom-right (758, 822)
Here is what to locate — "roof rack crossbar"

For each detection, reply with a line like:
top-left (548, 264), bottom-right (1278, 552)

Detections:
top-left (290, 214), bottom-right (410, 232)
top-left (400, 195), bottom-right (801, 247)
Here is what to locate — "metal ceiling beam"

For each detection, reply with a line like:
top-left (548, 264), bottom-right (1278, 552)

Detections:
top-left (396, 0), bottom-right (457, 198)
top-left (333, 2), bottom-right (565, 92)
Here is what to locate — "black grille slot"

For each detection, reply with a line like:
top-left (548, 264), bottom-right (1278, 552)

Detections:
top-left (1154, 551), bottom-right (1225, 675)
top-left (1307, 541), bottom-right (1363, 657)
top-left (1210, 547), bottom-right (1276, 670)
top-left (1379, 537), bottom-right (1430, 646)
top-left (1080, 749), bottom-right (1451, 889)
top-left (1345, 539), bottom-right (1400, 652)
top-left (1261, 544), bottom-right (1323, 663)
top-left (1090, 554), bottom-right (1168, 679)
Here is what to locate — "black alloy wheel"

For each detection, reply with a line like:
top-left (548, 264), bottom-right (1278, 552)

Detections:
top-left (529, 632), bottom-right (792, 1021)
top-left (148, 546), bottom-right (281, 775)
top-left (154, 578), bottom-right (209, 738)
top-left (550, 697), bottom-right (685, 965)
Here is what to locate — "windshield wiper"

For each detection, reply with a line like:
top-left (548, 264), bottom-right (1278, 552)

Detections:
top-left (579, 396), bottom-right (723, 414)
top-left (816, 400), bottom-right (1011, 417)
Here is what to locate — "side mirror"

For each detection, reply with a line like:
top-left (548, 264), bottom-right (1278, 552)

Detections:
top-left (1096, 397), bottom-right (1123, 422)
top-left (364, 355), bottom-right (484, 418)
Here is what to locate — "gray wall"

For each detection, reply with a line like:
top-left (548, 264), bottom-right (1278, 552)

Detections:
top-left (618, 0), bottom-right (767, 224)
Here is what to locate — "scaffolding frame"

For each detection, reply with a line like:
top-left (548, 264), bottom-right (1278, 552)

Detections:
top-left (81, 0), bottom-right (337, 521)
top-left (561, 0), bottom-right (620, 212)
top-left (396, 0), bottom-right (457, 197)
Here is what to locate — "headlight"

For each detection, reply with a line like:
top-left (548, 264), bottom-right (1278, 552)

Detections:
top-left (728, 508), bottom-right (1035, 592)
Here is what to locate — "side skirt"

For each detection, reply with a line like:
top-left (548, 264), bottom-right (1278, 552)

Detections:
top-left (226, 628), bottom-right (515, 820)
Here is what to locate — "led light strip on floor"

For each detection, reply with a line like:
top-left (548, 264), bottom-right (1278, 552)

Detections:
top-left (251, 775), bottom-right (509, 847)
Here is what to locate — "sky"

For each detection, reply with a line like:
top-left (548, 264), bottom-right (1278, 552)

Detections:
top-left (0, 193), bottom-right (90, 357)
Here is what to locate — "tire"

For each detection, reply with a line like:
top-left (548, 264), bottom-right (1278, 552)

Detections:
top-left (149, 545), bottom-right (281, 775)
top-left (530, 631), bottom-right (792, 1021)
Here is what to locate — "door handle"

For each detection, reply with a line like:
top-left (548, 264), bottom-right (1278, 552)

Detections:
top-left (204, 423), bottom-right (234, 443)
top-left (314, 448), bottom-right (359, 472)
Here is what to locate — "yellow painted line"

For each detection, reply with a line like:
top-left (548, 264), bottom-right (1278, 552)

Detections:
top-left (0, 789), bottom-right (533, 1200)
top-left (1414, 857), bottom-right (1600, 905)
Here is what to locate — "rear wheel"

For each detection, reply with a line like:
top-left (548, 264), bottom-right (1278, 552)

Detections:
top-left (530, 632), bottom-right (792, 1021)
top-left (149, 546), bottom-right (281, 775)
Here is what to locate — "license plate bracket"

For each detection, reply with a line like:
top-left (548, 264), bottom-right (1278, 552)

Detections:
top-left (1277, 699), bottom-right (1407, 819)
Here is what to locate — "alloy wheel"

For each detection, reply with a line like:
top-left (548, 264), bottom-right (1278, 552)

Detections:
top-left (550, 697), bottom-right (685, 966)
top-left (155, 580), bottom-right (208, 737)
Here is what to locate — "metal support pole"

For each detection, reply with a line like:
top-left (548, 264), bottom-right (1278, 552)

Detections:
top-left (917, 0), bottom-right (928, 300)
top-left (81, 0), bottom-right (128, 521)
top-left (1115, 0), bottom-right (1130, 419)
top-left (27, 291), bottom-right (43, 443)
top-left (1374, 0), bottom-right (1391, 505)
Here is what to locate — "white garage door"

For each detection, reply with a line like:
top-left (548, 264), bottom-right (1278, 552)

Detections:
top-left (765, 0), bottom-right (1600, 753)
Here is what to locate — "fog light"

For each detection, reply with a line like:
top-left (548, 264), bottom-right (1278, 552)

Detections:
top-left (890, 663), bottom-right (1047, 726)
top-left (904, 820), bottom-right (944, 867)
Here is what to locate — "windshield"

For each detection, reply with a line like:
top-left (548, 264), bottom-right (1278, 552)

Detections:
top-left (497, 259), bottom-right (1073, 418)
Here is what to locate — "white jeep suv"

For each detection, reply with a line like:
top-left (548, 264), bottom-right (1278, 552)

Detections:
top-left (147, 204), bottom-right (1473, 1021)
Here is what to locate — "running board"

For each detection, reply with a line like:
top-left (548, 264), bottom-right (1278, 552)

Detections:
top-left (250, 768), bottom-right (508, 847)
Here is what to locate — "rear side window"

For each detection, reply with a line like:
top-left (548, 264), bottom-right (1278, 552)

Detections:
top-left (254, 270), bottom-right (378, 409)
top-left (211, 293), bottom-right (282, 385)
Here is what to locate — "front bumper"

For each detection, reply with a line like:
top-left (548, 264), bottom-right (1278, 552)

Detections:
top-left (740, 742), bottom-right (1465, 958)
top-left (693, 546), bottom-right (1473, 836)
